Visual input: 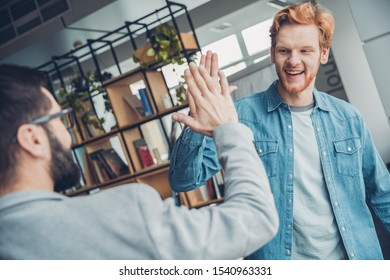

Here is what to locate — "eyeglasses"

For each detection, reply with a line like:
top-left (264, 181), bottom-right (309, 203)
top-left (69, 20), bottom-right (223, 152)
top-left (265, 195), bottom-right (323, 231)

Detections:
top-left (11, 108), bottom-right (75, 145)
top-left (29, 107), bottom-right (75, 130)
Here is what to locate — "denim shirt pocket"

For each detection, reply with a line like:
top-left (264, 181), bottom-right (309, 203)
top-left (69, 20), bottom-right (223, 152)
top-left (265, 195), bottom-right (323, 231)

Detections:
top-left (333, 137), bottom-right (361, 176)
top-left (254, 140), bottom-right (278, 177)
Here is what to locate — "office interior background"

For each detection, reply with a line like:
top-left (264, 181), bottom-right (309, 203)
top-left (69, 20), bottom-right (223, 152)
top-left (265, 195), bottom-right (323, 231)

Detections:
top-left (0, 0), bottom-right (389, 257)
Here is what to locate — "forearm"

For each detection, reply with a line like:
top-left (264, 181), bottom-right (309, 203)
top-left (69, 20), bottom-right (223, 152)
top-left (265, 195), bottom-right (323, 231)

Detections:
top-left (213, 122), bottom-right (279, 255)
top-left (169, 127), bottom-right (221, 192)
top-left (146, 123), bottom-right (278, 259)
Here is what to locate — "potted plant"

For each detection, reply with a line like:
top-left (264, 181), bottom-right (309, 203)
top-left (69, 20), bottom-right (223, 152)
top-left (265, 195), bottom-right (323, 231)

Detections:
top-left (133, 23), bottom-right (197, 68)
top-left (58, 70), bottom-right (113, 137)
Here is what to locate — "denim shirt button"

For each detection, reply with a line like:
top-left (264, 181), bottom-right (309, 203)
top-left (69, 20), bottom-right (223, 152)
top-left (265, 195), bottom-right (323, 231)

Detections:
top-left (287, 224), bottom-right (292, 229)
top-left (341, 227), bottom-right (346, 232)
top-left (334, 201), bottom-right (339, 206)
top-left (351, 253), bottom-right (355, 258)
top-left (288, 125), bottom-right (292, 129)
top-left (347, 146), bottom-right (352, 152)
top-left (288, 199), bottom-right (292, 204)
top-left (316, 128), bottom-right (320, 132)
top-left (286, 249), bottom-right (291, 255)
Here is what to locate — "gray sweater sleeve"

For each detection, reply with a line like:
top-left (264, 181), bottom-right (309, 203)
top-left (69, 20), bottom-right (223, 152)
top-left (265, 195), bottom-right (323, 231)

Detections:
top-left (139, 122), bottom-right (279, 259)
top-left (0, 123), bottom-right (278, 260)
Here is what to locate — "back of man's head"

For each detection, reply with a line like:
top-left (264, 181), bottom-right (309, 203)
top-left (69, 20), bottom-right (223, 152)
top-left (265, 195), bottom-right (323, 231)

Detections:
top-left (0, 64), bottom-right (51, 189)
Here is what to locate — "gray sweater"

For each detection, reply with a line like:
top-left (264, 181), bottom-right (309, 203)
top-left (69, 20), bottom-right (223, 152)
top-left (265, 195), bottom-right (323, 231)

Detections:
top-left (0, 123), bottom-right (278, 259)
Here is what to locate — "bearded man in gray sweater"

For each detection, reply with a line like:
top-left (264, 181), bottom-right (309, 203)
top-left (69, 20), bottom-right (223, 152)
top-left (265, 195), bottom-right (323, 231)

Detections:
top-left (0, 61), bottom-right (278, 259)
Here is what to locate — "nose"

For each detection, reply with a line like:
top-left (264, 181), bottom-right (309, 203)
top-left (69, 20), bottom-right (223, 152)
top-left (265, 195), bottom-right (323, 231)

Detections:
top-left (287, 51), bottom-right (300, 65)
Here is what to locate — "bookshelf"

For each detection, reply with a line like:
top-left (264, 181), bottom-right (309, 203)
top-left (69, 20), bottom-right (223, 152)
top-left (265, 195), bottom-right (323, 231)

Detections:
top-left (37, 1), bottom-right (224, 209)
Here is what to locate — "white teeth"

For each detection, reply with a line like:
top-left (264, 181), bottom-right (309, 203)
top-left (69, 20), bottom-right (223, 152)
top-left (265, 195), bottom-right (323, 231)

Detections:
top-left (286, 70), bottom-right (302, 75)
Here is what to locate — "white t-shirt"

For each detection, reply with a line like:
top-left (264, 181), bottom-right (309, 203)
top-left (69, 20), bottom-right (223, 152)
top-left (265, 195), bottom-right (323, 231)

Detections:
top-left (290, 103), bottom-right (347, 260)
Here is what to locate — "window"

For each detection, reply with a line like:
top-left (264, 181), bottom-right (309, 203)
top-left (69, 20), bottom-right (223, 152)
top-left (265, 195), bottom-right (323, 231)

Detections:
top-left (223, 62), bottom-right (247, 77)
top-left (202, 34), bottom-right (243, 69)
top-left (242, 18), bottom-right (273, 56)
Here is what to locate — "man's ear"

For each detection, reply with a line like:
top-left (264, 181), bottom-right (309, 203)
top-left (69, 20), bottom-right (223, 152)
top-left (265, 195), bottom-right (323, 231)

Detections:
top-left (320, 47), bottom-right (330, 64)
top-left (270, 47), bottom-right (275, 63)
top-left (16, 125), bottom-right (49, 159)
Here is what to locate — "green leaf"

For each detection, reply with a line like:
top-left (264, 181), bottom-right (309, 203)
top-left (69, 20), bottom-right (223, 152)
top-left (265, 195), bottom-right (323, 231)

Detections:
top-left (159, 40), bottom-right (170, 49)
top-left (160, 50), bottom-right (168, 61)
top-left (146, 48), bottom-right (155, 56)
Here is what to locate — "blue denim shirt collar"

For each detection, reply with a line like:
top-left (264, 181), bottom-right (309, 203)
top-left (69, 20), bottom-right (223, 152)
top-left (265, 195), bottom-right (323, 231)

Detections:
top-left (266, 80), bottom-right (284, 112)
top-left (267, 80), bottom-right (342, 120)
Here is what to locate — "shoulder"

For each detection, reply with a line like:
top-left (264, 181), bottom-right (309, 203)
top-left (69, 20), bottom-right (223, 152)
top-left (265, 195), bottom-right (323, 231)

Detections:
top-left (234, 88), bottom-right (270, 117)
top-left (234, 80), bottom-right (277, 110)
top-left (235, 91), bottom-right (267, 106)
top-left (68, 183), bottom-right (163, 212)
top-left (316, 90), bottom-right (363, 121)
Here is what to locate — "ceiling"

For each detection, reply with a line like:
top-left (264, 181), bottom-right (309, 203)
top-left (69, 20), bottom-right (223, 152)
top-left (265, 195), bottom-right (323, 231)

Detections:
top-left (0, 0), bottom-right (285, 68)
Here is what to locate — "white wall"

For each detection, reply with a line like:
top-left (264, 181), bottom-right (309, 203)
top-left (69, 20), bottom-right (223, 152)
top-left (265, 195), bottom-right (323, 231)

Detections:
top-left (349, 0), bottom-right (390, 120)
top-left (320, 0), bottom-right (390, 163)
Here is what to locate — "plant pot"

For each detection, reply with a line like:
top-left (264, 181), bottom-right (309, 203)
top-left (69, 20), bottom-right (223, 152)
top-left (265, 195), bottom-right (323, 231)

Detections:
top-left (134, 33), bottom-right (198, 66)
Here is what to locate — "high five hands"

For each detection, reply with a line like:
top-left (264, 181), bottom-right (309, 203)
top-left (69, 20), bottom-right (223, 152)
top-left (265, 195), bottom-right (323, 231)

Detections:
top-left (171, 51), bottom-right (238, 137)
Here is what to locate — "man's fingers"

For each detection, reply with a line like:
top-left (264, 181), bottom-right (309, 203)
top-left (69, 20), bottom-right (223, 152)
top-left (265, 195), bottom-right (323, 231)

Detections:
top-left (198, 65), bottom-right (219, 95)
top-left (229, 85), bottom-right (238, 94)
top-left (199, 54), bottom-right (206, 67)
top-left (218, 70), bottom-right (229, 97)
top-left (184, 67), bottom-right (204, 102)
top-left (172, 112), bottom-right (192, 125)
top-left (205, 50), bottom-right (212, 74)
top-left (188, 63), bottom-right (210, 98)
top-left (187, 89), bottom-right (198, 118)
top-left (210, 53), bottom-right (218, 77)
top-left (171, 113), bottom-right (201, 133)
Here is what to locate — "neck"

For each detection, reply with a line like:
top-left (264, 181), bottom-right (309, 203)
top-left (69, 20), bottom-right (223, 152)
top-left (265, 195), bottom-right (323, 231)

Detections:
top-left (277, 84), bottom-right (315, 107)
top-left (0, 161), bottom-right (53, 197)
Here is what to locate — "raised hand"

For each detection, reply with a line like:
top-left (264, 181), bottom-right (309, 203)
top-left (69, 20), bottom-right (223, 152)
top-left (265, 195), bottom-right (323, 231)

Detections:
top-left (187, 51), bottom-right (237, 121)
top-left (172, 52), bottom-right (238, 137)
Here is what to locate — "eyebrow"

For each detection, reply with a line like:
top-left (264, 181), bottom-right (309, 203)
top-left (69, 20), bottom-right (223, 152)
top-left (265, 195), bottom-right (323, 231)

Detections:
top-left (275, 44), bottom-right (316, 49)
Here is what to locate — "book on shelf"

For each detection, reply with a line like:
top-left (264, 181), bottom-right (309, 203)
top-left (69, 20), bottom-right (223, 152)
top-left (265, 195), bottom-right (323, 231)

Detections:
top-left (69, 126), bottom-right (82, 144)
top-left (133, 138), bottom-right (155, 168)
top-left (186, 188), bottom-right (205, 207)
top-left (128, 80), bottom-right (153, 117)
top-left (99, 148), bottom-right (129, 177)
top-left (88, 148), bottom-right (129, 183)
top-left (75, 99), bottom-right (105, 139)
top-left (73, 146), bottom-right (96, 186)
top-left (89, 154), bottom-right (107, 183)
top-left (123, 94), bottom-right (147, 117)
top-left (138, 88), bottom-right (153, 116)
top-left (82, 152), bottom-right (95, 186)
top-left (183, 171), bottom-right (227, 208)
top-left (82, 112), bottom-right (105, 138)
top-left (185, 178), bottom-right (217, 206)
top-left (212, 170), bottom-right (225, 198)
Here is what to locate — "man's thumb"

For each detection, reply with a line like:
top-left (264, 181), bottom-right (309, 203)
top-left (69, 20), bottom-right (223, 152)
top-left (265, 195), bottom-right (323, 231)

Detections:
top-left (229, 85), bottom-right (238, 94)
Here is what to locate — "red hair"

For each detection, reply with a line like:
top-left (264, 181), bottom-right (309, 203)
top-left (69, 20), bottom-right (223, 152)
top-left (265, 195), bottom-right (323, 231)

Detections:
top-left (269, 2), bottom-right (334, 49)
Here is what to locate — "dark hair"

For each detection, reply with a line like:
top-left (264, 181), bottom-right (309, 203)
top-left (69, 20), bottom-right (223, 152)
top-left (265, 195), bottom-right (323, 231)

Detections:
top-left (0, 64), bottom-right (52, 188)
top-left (270, 2), bottom-right (334, 49)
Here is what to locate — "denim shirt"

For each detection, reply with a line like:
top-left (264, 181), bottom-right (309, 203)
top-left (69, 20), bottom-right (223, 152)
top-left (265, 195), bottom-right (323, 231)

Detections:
top-left (169, 80), bottom-right (390, 260)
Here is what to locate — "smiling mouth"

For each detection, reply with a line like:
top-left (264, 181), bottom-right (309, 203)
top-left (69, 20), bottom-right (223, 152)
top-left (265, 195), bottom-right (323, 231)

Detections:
top-left (285, 70), bottom-right (304, 76)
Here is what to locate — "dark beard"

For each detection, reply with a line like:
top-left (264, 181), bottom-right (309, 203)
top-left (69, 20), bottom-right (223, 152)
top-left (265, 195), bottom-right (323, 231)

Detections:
top-left (46, 129), bottom-right (81, 192)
